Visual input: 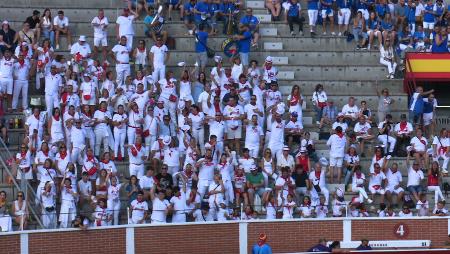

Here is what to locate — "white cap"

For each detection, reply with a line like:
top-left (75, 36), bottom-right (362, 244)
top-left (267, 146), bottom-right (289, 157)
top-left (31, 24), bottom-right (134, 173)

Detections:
top-left (2, 20), bottom-right (8, 25)
top-left (163, 136), bottom-right (172, 145)
top-left (180, 125), bottom-right (190, 131)
top-left (205, 143), bottom-right (212, 149)
top-left (282, 145), bottom-right (290, 151)
top-left (79, 35), bottom-right (86, 42)
top-left (177, 61), bottom-right (186, 67)
top-left (214, 55), bottom-right (223, 63)
top-left (265, 56), bottom-right (273, 62)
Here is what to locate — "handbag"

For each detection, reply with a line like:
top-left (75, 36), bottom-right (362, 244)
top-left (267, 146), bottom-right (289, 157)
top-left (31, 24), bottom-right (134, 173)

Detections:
top-left (45, 206), bottom-right (55, 212)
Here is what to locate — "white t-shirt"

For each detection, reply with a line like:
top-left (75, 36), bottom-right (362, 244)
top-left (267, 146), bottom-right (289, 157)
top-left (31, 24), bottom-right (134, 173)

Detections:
top-left (275, 176), bottom-right (295, 198)
top-left (394, 122), bottom-right (413, 135)
top-left (327, 134), bottom-right (346, 158)
top-left (223, 105), bottom-right (243, 129)
top-left (341, 104), bottom-right (359, 118)
top-left (433, 136), bottom-right (449, 155)
top-left (268, 121), bottom-right (285, 146)
top-left (170, 191), bottom-right (187, 215)
top-left (354, 122), bottom-right (371, 135)
top-left (111, 44), bottom-right (131, 63)
top-left (407, 167), bottom-right (424, 186)
top-left (70, 42), bottom-right (91, 58)
top-left (151, 198), bottom-right (169, 222)
top-left (116, 15), bottom-right (135, 36)
top-left (209, 121), bottom-right (225, 142)
top-left (91, 16), bottom-right (109, 38)
top-left (13, 61), bottom-right (30, 81)
top-left (245, 125), bottom-right (264, 148)
top-left (189, 112), bottom-right (205, 130)
top-left (130, 199), bottom-right (148, 222)
top-left (198, 91), bottom-right (213, 114)
top-left (163, 148), bottom-right (180, 167)
top-left (150, 45), bottom-right (168, 68)
top-left (309, 170), bottom-right (326, 187)
top-left (369, 171), bottom-right (386, 187)
top-left (44, 74), bottom-right (63, 96)
top-left (410, 136), bottom-right (427, 152)
top-left (53, 16), bottom-right (69, 28)
top-left (386, 169), bottom-right (402, 189)
top-left (197, 158), bottom-right (216, 180)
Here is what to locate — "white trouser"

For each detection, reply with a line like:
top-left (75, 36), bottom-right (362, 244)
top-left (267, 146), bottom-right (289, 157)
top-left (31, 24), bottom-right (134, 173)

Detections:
top-left (85, 127), bottom-right (95, 150)
top-left (192, 127), bottom-right (205, 154)
top-left (0, 78), bottom-right (13, 95)
top-left (107, 199), bottom-right (121, 225)
top-left (129, 163), bottom-right (144, 178)
top-left (338, 8), bottom-right (351, 25)
top-left (428, 186), bottom-right (444, 205)
top-left (223, 179), bottom-right (235, 204)
top-left (127, 127), bottom-right (137, 146)
top-left (352, 186), bottom-right (369, 202)
top-left (308, 10), bottom-right (318, 27)
top-left (172, 213), bottom-right (187, 223)
top-left (145, 134), bottom-right (156, 156)
top-left (246, 145), bottom-right (260, 158)
top-left (114, 128), bottom-right (126, 158)
top-left (197, 179), bottom-right (212, 198)
top-left (216, 141), bottom-right (224, 156)
top-left (94, 128), bottom-right (109, 156)
top-left (107, 127), bottom-right (115, 153)
top-left (377, 135), bottom-right (396, 153)
top-left (45, 93), bottom-right (59, 117)
top-left (152, 66), bottom-right (166, 84)
top-left (310, 185), bottom-right (329, 206)
top-left (115, 63), bottom-right (131, 86)
top-left (268, 143), bottom-right (283, 158)
top-left (59, 200), bottom-right (76, 228)
top-left (433, 154), bottom-right (449, 171)
top-left (380, 58), bottom-right (397, 75)
top-left (12, 80), bottom-right (28, 109)
top-left (65, 128), bottom-right (72, 151)
top-left (71, 147), bottom-right (84, 165)
top-left (42, 208), bottom-right (57, 229)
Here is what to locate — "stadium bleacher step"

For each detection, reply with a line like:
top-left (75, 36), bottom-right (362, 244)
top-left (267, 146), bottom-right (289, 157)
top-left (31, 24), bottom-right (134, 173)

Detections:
top-left (260, 28), bottom-right (278, 36)
top-left (271, 56), bottom-right (289, 65)
top-left (277, 71), bottom-right (295, 80)
top-left (246, 1), bottom-right (266, 8)
top-left (254, 14), bottom-right (272, 23)
top-left (264, 42), bottom-right (283, 50)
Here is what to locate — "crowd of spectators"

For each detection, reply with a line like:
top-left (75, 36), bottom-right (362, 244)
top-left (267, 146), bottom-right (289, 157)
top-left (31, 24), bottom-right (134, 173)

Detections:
top-left (0, 0), bottom-right (448, 231)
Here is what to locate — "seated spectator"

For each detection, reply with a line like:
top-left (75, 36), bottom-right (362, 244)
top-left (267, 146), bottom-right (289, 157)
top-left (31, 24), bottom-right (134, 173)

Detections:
top-left (428, 161), bottom-right (445, 206)
top-left (239, 8), bottom-right (260, 47)
top-left (167, 0), bottom-right (184, 21)
top-left (217, 0), bottom-right (239, 34)
top-left (432, 128), bottom-right (449, 173)
top-left (356, 239), bottom-right (372, 250)
top-left (353, 11), bottom-right (368, 50)
top-left (265, 0), bottom-right (281, 21)
top-left (368, 163), bottom-right (386, 205)
top-left (183, 0), bottom-right (196, 34)
top-left (407, 158), bottom-right (424, 202)
top-left (284, 0), bottom-right (304, 36)
top-left (379, 38), bottom-right (397, 79)
top-left (351, 165), bottom-right (373, 204)
top-left (410, 128), bottom-right (428, 168)
top-left (285, 112), bottom-right (303, 147)
top-left (53, 10), bottom-right (72, 50)
top-left (300, 132), bottom-right (319, 163)
top-left (381, 13), bottom-right (396, 44)
top-left (246, 165), bottom-right (265, 207)
top-left (0, 20), bottom-right (16, 52)
top-left (367, 12), bottom-right (382, 50)
top-left (416, 193), bottom-right (429, 216)
top-left (432, 200), bottom-right (449, 216)
top-left (385, 162), bottom-right (405, 207)
top-left (25, 10), bottom-right (41, 41)
top-left (319, 100), bottom-right (337, 129)
top-left (14, 22), bottom-right (35, 46)
top-left (378, 114), bottom-right (396, 156)
top-left (343, 145), bottom-right (360, 188)
top-left (341, 96), bottom-right (359, 126)
top-left (353, 116), bottom-right (375, 157)
top-left (394, 114), bottom-right (414, 157)
top-left (40, 9), bottom-right (55, 47)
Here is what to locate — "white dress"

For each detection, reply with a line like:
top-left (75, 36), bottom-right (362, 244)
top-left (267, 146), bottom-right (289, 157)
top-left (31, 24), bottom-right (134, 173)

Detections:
top-left (50, 116), bottom-right (64, 143)
top-left (135, 48), bottom-right (148, 66)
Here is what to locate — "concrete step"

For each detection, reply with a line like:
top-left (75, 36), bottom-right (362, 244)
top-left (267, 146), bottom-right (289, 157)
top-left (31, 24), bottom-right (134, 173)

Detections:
top-left (246, 1), bottom-right (266, 9)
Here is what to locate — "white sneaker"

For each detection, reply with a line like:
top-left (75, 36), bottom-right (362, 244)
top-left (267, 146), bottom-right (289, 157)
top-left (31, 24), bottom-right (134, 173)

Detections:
top-left (290, 31), bottom-right (295, 36)
top-left (55, 44), bottom-right (60, 50)
top-left (390, 74), bottom-right (394, 79)
top-left (442, 169), bottom-right (449, 174)
top-left (331, 32), bottom-right (336, 36)
top-left (367, 199), bottom-right (373, 204)
top-left (338, 32), bottom-right (342, 36)
top-left (316, 121), bottom-right (320, 125)
top-left (322, 32), bottom-right (327, 35)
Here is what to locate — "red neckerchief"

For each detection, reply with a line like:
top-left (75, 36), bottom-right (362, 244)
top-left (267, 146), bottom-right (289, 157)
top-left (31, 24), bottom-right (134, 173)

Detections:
top-left (315, 171), bottom-right (321, 180)
top-left (375, 155), bottom-right (382, 161)
top-left (34, 114), bottom-right (40, 120)
top-left (103, 159), bottom-right (109, 164)
top-left (185, 170), bottom-right (193, 178)
top-left (336, 131), bottom-right (344, 138)
top-left (214, 102), bottom-right (221, 112)
top-left (138, 47), bottom-right (145, 52)
top-left (87, 155), bottom-right (95, 161)
top-left (21, 49), bottom-right (28, 58)
top-left (290, 95), bottom-right (299, 105)
top-left (400, 121), bottom-right (407, 131)
top-left (135, 144), bottom-right (142, 151)
top-left (192, 111), bottom-right (199, 116)
top-left (54, 115), bottom-right (60, 121)
top-left (356, 172), bottom-right (362, 178)
top-left (100, 108), bottom-right (107, 113)
top-left (43, 47), bottom-right (48, 54)
top-left (42, 150), bottom-right (49, 157)
top-left (18, 59), bottom-right (25, 68)
top-left (59, 151), bottom-right (67, 159)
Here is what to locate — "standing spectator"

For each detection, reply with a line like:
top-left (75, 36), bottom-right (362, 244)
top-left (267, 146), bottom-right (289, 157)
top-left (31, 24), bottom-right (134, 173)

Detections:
top-left (0, 49), bottom-right (14, 112)
top-left (40, 9), bottom-right (55, 47)
top-left (183, 0), bottom-right (196, 34)
top-left (407, 159), bottom-right (424, 202)
top-left (129, 191), bottom-right (149, 224)
top-left (116, 7), bottom-right (137, 50)
top-left (239, 8), bottom-right (260, 47)
top-left (91, 9), bottom-right (109, 64)
top-left (321, 0), bottom-right (335, 35)
top-left (307, 0), bottom-right (319, 35)
top-left (150, 36), bottom-right (170, 84)
top-left (223, 97), bottom-right (244, 153)
top-left (312, 84), bottom-right (327, 125)
top-left (432, 128), bottom-right (449, 173)
top-left (431, 24), bottom-right (448, 52)
top-left (0, 21), bottom-right (16, 52)
top-left (59, 175), bottom-right (78, 228)
top-left (53, 10), bottom-right (72, 50)
top-left (353, 11), bottom-right (368, 50)
top-left (409, 86), bottom-right (434, 125)
top-left (376, 87), bottom-right (394, 122)
top-left (337, 0), bottom-right (352, 36)
top-left (262, 57), bottom-right (278, 83)
top-left (111, 36), bottom-right (131, 86)
top-left (44, 65), bottom-right (63, 117)
top-left (379, 39), bottom-right (397, 79)
top-left (195, 24), bottom-right (208, 73)
top-left (25, 10), bottom-right (41, 41)
top-left (422, 93), bottom-right (437, 139)
top-left (14, 22), bottom-right (35, 47)
top-left (428, 161), bottom-right (445, 207)
top-left (233, 24), bottom-right (252, 72)
top-left (327, 126), bottom-right (346, 183)
top-left (394, 0), bottom-right (407, 31)
top-left (368, 163), bottom-right (387, 204)
top-left (385, 163), bottom-right (404, 207)
top-left (284, 0), bottom-right (304, 36)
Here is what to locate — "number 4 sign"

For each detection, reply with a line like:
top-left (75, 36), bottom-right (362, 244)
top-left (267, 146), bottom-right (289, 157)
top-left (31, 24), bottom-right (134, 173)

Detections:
top-left (394, 223), bottom-right (409, 238)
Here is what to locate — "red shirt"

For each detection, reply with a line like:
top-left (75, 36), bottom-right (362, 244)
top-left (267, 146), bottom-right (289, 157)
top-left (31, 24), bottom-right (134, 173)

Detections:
top-left (297, 155), bottom-right (309, 172)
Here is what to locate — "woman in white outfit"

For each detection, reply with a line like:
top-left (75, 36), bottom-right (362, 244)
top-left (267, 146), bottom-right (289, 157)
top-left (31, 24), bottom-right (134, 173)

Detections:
top-left (107, 174), bottom-right (122, 225)
top-left (59, 175), bottom-right (78, 228)
top-left (188, 105), bottom-right (206, 154)
top-left (260, 148), bottom-right (276, 188)
top-left (133, 40), bottom-right (148, 71)
top-left (12, 191), bottom-right (28, 230)
top-left (41, 181), bottom-right (57, 229)
top-left (379, 39), bottom-right (397, 79)
top-left (351, 166), bottom-right (372, 204)
top-left (286, 84), bottom-right (304, 119)
top-left (217, 153), bottom-right (235, 205)
top-left (48, 107), bottom-right (65, 146)
top-left (36, 158), bottom-right (57, 207)
top-left (179, 69), bottom-right (194, 103)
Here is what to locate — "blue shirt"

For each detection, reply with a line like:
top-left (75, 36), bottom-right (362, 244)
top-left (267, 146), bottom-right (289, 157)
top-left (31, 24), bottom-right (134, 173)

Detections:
top-left (238, 30), bottom-right (252, 53)
top-left (367, 19), bottom-right (379, 30)
top-left (220, 2), bottom-right (236, 13)
top-left (184, 2), bottom-right (195, 14)
top-left (194, 1), bottom-right (210, 22)
top-left (381, 20), bottom-right (393, 31)
top-left (287, 3), bottom-right (301, 17)
top-left (424, 5), bottom-right (435, 23)
top-left (432, 34), bottom-right (448, 53)
top-left (252, 244), bottom-right (272, 254)
top-left (240, 15), bottom-right (259, 30)
top-left (423, 99), bottom-right (435, 114)
top-left (413, 31), bottom-right (425, 41)
top-left (356, 0), bottom-right (367, 10)
top-left (307, 0), bottom-right (319, 10)
top-left (322, 0), bottom-right (333, 10)
top-left (376, 3), bottom-right (388, 16)
top-left (435, 3), bottom-right (445, 16)
top-left (143, 15), bottom-right (154, 33)
top-left (195, 31), bottom-right (208, 52)
top-left (406, 6), bottom-right (415, 23)
top-left (337, 0), bottom-right (352, 9)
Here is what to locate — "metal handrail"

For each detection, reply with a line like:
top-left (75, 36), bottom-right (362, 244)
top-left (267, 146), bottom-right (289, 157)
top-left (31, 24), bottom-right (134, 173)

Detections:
top-left (0, 137), bottom-right (44, 229)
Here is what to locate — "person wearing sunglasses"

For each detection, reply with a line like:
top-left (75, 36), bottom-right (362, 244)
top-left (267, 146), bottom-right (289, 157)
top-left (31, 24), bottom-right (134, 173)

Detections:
top-left (11, 191), bottom-right (28, 230)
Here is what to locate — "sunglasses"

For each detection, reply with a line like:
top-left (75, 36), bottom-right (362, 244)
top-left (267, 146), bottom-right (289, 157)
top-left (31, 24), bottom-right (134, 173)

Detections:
top-left (18, 195), bottom-right (23, 197)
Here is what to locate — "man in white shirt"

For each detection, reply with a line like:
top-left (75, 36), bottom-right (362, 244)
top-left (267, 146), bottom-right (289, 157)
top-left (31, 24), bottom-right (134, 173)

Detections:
top-left (70, 120), bottom-right (87, 165)
top-left (244, 115), bottom-right (264, 158)
top-left (149, 37), bottom-right (170, 84)
top-left (12, 53), bottom-right (30, 111)
top-left (407, 161), bottom-right (424, 202)
top-left (195, 151), bottom-right (216, 198)
top-left (91, 9), bottom-right (109, 64)
top-left (116, 7), bottom-right (137, 49)
top-left (53, 10), bottom-right (72, 50)
top-left (309, 163), bottom-right (330, 205)
top-left (209, 113), bottom-right (225, 154)
top-left (128, 136), bottom-right (147, 179)
top-left (377, 114), bottom-right (396, 156)
top-left (385, 163), bottom-right (404, 205)
top-left (197, 83), bottom-right (213, 115)
top-left (70, 35), bottom-right (91, 73)
top-left (267, 112), bottom-right (285, 157)
top-left (243, 95), bottom-right (264, 126)
top-left (110, 36), bottom-right (131, 86)
top-left (341, 96), bottom-right (359, 125)
top-left (276, 146), bottom-right (295, 171)
top-left (354, 116), bottom-right (374, 157)
top-left (0, 50), bottom-right (14, 111)
top-left (44, 65), bottom-right (63, 117)
top-left (223, 97), bottom-right (244, 153)
top-left (327, 126), bottom-right (346, 183)
top-left (93, 101), bottom-right (112, 156)
top-left (129, 192), bottom-right (148, 224)
top-left (368, 163), bottom-right (387, 204)
top-left (394, 114), bottom-right (414, 157)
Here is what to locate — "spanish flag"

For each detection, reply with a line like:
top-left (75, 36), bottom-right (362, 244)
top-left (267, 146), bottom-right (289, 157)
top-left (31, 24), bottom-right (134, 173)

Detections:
top-left (406, 53), bottom-right (450, 80)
